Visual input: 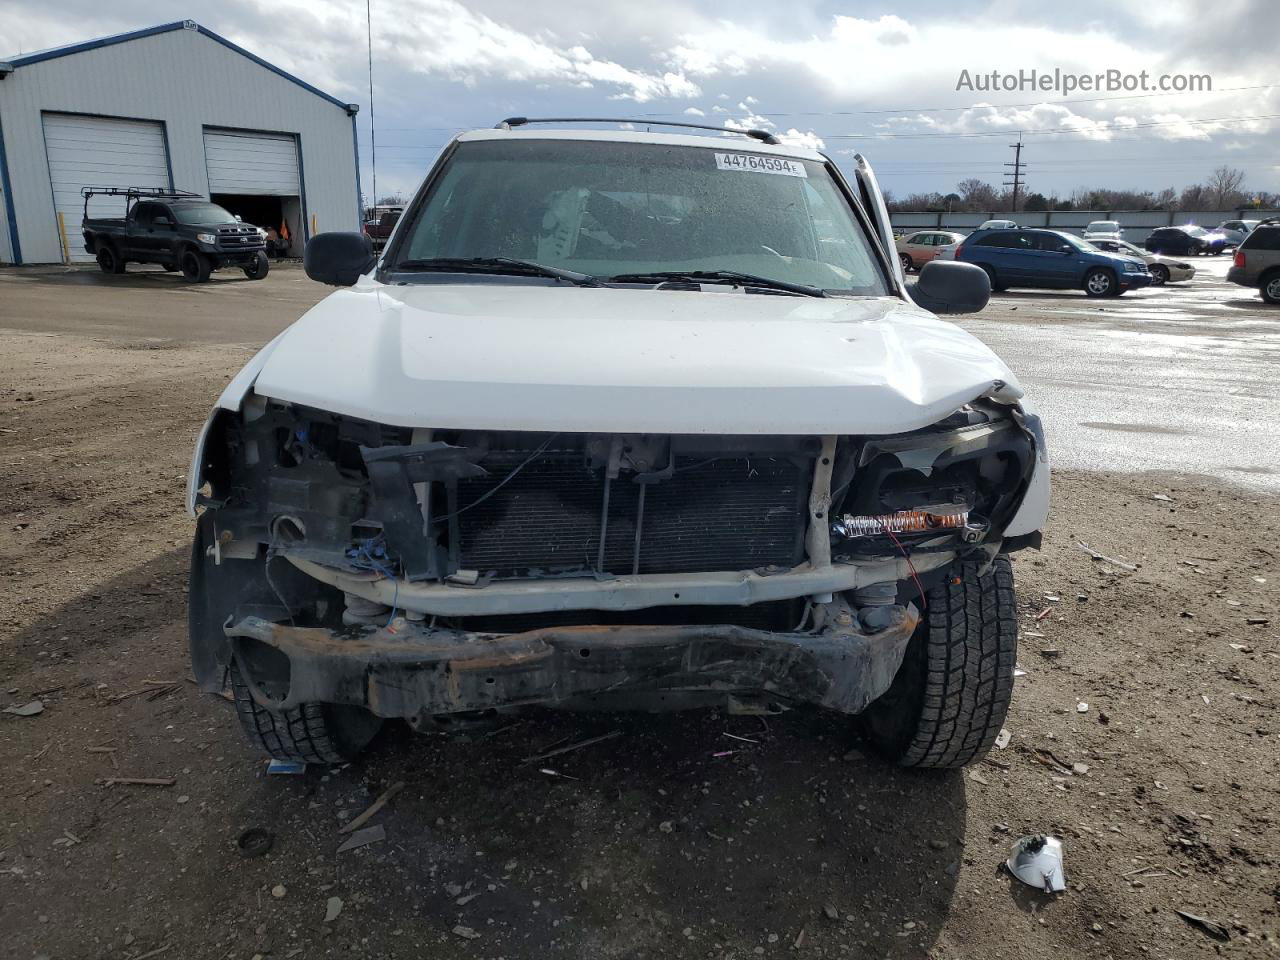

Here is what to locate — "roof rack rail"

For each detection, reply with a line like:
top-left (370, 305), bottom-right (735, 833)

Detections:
top-left (494, 116), bottom-right (782, 146)
top-left (80, 186), bottom-right (204, 200)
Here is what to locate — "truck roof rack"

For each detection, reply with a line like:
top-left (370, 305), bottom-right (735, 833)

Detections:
top-left (80, 186), bottom-right (204, 201)
top-left (494, 117), bottom-right (782, 146)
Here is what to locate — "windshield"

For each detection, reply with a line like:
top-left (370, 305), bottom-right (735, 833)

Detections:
top-left (173, 203), bottom-right (236, 225)
top-left (391, 139), bottom-right (888, 295)
top-left (1182, 225), bottom-right (1206, 236)
top-left (1087, 221), bottom-right (1118, 231)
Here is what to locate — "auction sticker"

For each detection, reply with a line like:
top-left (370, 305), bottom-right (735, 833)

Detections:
top-left (714, 153), bottom-right (807, 178)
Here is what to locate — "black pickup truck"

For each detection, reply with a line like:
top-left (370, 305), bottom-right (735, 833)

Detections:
top-left (81, 187), bottom-right (269, 282)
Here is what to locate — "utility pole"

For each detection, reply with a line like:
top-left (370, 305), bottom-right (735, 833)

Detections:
top-left (1003, 135), bottom-right (1025, 212)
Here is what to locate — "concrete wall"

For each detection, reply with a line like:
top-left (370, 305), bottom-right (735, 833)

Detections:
top-left (0, 24), bottom-right (359, 263)
top-left (891, 209), bottom-right (1280, 236)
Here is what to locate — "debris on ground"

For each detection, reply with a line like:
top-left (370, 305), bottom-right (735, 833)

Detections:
top-left (339, 781), bottom-right (404, 834)
top-left (1006, 835), bottom-right (1067, 893)
top-left (266, 759), bottom-right (306, 775)
top-left (236, 828), bottom-right (274, 858)
top-left (823, 904), bottom-right (839, 921)
top-left (1076, 541), bottom-right (1138, 571)
top-left (994, 729), bottom-right (1011, 749)
top-left (452, 925), bottom-right (481, 940)
top-left (524, 729), bottom-right (622, 763)
top-left (1174, 909), bottom-right (1230, 942)
top-left (324, 897), bottom-right (344, 922)
top-left (98, 777), bottom-right (175, 787)
top-left (271, 885), bottom-right (287, 899)
top-left (3, 700), bottom-right (44, 717)
top-left (336, 824), bottom-right (386, 854)
top-left (1077, 702), bottom-right (1089, 713)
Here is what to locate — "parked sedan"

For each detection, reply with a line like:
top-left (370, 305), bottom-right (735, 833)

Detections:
top-left (1145, 225), bottom-right (1228, 256)
top-left (1217, 219), bottom-right (1261, 247)
top-left (1088, 238), bottom-right (1195, 285)
top-left (895, 230), bottom-right (966, 272)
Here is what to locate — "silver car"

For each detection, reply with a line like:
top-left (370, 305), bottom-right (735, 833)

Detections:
top-left (1089, 238), bottom-right (1195, 285)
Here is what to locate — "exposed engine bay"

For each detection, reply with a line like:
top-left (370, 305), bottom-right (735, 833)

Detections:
top-left (188, 393), bottom-right (1040, 723)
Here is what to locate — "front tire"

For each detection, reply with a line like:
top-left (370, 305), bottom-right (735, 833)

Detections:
top-left (1084, 267), bottom-right (1117, 297)
top-left (243, 251), bottom-right (270, 280)
top-left (230, 664), bottom-right (382, 763)
top-left (899, 252), bottom-right (914, 273)
top-left (180, 249), bottom-right (213, 283)
top-left (1149, 264), bottom-right (1169, 286)
top-left (864, 557), bottom-right (1017, 769)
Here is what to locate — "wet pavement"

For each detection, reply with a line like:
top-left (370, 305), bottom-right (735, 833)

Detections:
top-left (959, 257), bottom-right (1280, 493)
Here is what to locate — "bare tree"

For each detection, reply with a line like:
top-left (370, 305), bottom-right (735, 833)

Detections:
top-left (956, 178), bottom-right (1000, 211)
top-left (1206, 166), bottom-right (1246, 209)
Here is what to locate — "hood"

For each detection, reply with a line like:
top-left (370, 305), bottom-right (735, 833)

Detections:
top-left (249, 280), bottom-right (1023, 436)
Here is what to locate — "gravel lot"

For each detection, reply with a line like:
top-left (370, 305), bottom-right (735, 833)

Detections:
top-left (1, 262), bottom-right (1277, 959)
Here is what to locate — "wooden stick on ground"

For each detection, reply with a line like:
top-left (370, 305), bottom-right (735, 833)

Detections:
top-left (339, 781), bottom-right (405, 835)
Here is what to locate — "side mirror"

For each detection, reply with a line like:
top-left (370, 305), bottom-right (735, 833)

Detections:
top-left (153, 216), bottom-right (172, 227)
top-left (907, 261), bottom-right (990, 315)
top-left (305, 232), bottom-right (376, 286)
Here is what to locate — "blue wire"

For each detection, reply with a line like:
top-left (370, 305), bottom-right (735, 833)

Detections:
top-left (345, 537), bottom-right (400, 626)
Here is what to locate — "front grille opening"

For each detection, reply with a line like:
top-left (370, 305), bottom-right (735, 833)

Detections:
top-left (453, 451), bottom-right (810, 578)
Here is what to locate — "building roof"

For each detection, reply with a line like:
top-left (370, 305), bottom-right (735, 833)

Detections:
top-left (2, 20), bottom-right (357, 114)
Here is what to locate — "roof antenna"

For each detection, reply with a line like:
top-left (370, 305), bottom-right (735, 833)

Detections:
top-left (366, 0), bottom-right (377, 219)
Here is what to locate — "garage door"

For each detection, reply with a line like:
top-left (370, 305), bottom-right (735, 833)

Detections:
top-left (203, 129), bottom-right (300, 196)
top-left (42, 114), bottom-right (171, 262)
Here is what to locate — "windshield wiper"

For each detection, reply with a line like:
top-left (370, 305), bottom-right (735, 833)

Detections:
top-left (606, 270), bottom-right (827, 298)
top-left (394, 257), bottom-right (602, 287)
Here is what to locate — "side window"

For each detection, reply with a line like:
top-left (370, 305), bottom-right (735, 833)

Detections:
top-left (975, 232), bottom-right (1012, 247)
top-left (133, 202), bottom-right (157, 225)
top-left (1031, 233), bottom-right (1071, 253)
top-left (1244, 228), bottom-right (1280, 251)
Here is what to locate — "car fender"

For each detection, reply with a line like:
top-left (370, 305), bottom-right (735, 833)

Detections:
top-left (1005, 398), bottom-right (1050, 537)
top-left (185, 330), bottom-right (288, 516)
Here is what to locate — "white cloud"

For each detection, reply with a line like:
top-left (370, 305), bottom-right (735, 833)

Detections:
top-left (683, 106), bottom-right (705, 116)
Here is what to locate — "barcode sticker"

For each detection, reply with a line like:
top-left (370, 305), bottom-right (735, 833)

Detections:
top-left (714, 153), bottom-right (808, 178)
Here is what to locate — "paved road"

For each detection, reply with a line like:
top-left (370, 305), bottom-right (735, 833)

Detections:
top-left (959, 257), bottom-right (1280, 493)
top-left (4, 257), bottom-right (1278, 492)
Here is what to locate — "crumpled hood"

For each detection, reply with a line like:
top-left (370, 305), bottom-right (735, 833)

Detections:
top-left (249, 280), bottom-right (1023, 435)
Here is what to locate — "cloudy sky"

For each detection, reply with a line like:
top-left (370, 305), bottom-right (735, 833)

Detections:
top-left (3, 0), bottom-right (1277, 201)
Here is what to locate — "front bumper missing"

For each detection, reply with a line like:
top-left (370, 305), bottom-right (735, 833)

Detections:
top-left (284, 553), bottom-right (953, 617)
top-left (224, 603), bottom-right (920, 719)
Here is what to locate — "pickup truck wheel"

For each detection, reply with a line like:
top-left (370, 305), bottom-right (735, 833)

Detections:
top-left (863, 556), bottom-right (1017, 769)
top-left (1084, 267), bottom-right (1117, 297)
top-left (230, 664), bottom-right (382, 763)
top-left (243, 251), bottom-right (270, 280)
top-left (1261, 270), bottom-right (1280, 305)
top-left (180, 249), bottom-right (212, 283)
top-left (96, 244), bottom-right (125, 275)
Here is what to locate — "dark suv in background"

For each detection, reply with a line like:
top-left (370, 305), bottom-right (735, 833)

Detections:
top-left (955, 228), bottom-right (1151, 297)
top-left (1227, 219), bottom-right (1280, 304)
top-left (1144, 225), bottom-right (1228, 257)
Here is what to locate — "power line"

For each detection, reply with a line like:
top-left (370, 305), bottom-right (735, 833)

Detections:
top-left (639, 83), bottom-right (1280, 120)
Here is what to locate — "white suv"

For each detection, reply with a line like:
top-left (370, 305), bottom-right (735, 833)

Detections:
top-left (186, 120), bottom-right (1049, 770)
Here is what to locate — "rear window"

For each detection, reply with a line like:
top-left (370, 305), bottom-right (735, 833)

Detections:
top-left (1242, 227), bottom-right (1280, 251)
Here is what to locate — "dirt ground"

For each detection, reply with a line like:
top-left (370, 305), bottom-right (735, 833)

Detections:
top-left (1, 267), bottom-right (1278, 960)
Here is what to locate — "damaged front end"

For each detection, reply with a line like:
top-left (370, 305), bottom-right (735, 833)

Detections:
top-left (189, 393), bottom-right (1041, 724)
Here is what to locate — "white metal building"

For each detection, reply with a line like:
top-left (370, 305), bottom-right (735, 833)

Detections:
top-left (0, 20), bottom-right (360, 264)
